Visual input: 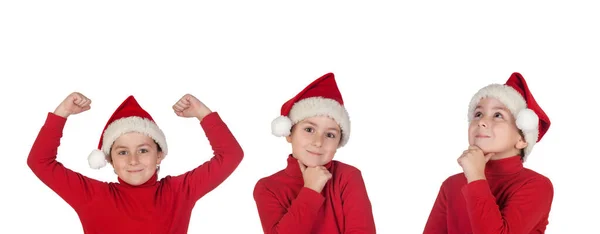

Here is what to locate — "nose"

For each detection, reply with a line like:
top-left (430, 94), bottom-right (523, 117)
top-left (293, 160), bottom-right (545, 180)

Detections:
top-left (128, 154), bottom-right (140, 166)
top-left (312, 133), bottom-right (324, 147)
top-left (478, 118), bottom-right (488, 128)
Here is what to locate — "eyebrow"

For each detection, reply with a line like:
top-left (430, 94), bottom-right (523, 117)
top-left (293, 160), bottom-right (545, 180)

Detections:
top-left (302, 121), bottom-right (341, 132)
top-left (113, 143), bottom-right (151, 149)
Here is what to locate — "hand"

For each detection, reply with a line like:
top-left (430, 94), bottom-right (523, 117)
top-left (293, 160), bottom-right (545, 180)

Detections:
top-left (172, 94), bottom-right (212, 121)
top-left (298, 160), bottom-right (332, 193)
top-left (457, 145), bottom-right (495, 183)
top-left (53, 92), bottom-right (92, 118)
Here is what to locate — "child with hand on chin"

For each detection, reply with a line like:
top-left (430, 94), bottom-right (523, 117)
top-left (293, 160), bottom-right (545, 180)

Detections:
top-left (253, 72), bottom-right (377, 234)
top-left (423, 72), bottom-right (553, 234)
top-left (27, 92), bottom-right (243, 234)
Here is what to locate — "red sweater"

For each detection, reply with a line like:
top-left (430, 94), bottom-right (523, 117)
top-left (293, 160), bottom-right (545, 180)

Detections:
top-left (27, 112), bottom-right (243, 234)
top-left (423, 156), bottom-right (554, 234)
top-left (253, 155), bottom-right (376, 234)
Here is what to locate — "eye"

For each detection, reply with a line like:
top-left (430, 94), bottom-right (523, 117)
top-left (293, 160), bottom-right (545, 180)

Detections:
top-left (304, 127), bottom-right (314, 133)
top-left (326, 132), bottom-right (336, 138)
top-left (474, 111), bottom-right (482, 118)
top-left (118, 151), bottom-right (128, 155)
top-left (139, 148), bottom-right (149, 153)
top-left (494, 112), bottom-right (503, 118)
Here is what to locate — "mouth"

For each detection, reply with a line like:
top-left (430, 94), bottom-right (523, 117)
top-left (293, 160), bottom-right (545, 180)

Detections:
top-left (127, 169), bottom-right (144, 173)
top-left (475, 134), bottom-right (491, 138)
top-left (306, 150), bottom-right (323, 156)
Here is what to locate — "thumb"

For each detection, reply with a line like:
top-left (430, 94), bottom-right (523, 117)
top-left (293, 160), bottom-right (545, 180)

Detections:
top-left (297, 159), bottom-right (306, 173)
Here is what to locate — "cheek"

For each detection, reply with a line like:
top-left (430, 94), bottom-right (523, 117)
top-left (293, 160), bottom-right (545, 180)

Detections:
top-left (111, 156), bottom-right (125, 168)
top-left (493, 124), bottom-right (514, 140)
top-left (141, 154), bottom-right (158, 165)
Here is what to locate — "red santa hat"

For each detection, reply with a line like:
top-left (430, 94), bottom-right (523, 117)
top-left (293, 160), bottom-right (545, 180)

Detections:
top-left (271, 72), bottom-right (351, 147)
top-left (88, 95), bottom-right (168, 169)
top-left (468, 72), bottom-right (550, 161)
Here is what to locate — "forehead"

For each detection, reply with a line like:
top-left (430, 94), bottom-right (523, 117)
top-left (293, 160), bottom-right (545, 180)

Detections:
top-left (298, 116), bottom-right (340, 130)
top-left (476, 97), bottom-right (509, 110)
top-left (113, 132), bottom-right (155, 145)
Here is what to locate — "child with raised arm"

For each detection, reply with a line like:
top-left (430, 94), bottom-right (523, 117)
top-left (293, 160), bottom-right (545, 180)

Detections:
top-left (27, 92), bottom-right (243, 233)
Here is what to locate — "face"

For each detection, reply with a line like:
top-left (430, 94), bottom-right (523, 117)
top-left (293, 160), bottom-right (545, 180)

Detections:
top-left (286, 116), bottom-right (341, 167)
top-left (468, 97), bottom-right (528, 159)
top-left (110, 132), bottom-right (164, 186)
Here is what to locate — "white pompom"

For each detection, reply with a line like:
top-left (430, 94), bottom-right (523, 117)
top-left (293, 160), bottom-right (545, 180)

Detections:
top-left (88, 149), bottom-right (107, 169)
top-left (271, 116), bottom-right (293, 137)
top-left (516, 108), bottom-right (539, 132)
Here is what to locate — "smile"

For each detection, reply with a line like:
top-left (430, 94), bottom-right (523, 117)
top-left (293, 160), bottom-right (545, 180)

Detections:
top-left (475, 134), bottom-right (490, 138)
top-left (307, 150), bottom-right (322, 156)
top-left (127, 169), bottom-right (144, 173)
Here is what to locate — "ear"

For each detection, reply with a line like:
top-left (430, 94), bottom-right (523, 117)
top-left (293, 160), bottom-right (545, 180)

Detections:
top-left (157, 151), bottom-right (165, 164)
top-left (515, 137), bottom-right (528, 150)
top-left (105, 154), bottom-right (113, 165)
top-left (286, 135), bottom-right (292, 143)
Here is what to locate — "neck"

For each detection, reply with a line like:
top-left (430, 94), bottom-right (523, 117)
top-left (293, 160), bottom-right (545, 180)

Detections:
top-left (489, 149), bottom-right (522, 161)
top-left (117, 172), bottom-right (158, 188)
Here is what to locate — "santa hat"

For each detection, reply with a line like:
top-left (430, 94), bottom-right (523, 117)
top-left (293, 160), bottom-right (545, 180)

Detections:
top-left (88, 95), bottom-right (168, 169)
top-left (468, 72), bottom-right (550, 161)
top-left (271, 72), bottom-right (351, 148)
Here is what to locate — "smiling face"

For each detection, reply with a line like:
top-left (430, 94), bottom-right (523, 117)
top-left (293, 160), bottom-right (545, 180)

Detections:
top-left (468, 97), bottom-right (528, 159)
top-left (286, 116), bottom-right (341, 167)
top-left (110, 132), bottom-right (164, 186)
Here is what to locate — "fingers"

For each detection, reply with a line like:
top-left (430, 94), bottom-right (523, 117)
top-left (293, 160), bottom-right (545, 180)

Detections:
top-left (468, 145), bottom-right (482, 152)
top-left (71, 92), bottom-right (91, 108)
top-left (173, 103), bottom-right (186, 112)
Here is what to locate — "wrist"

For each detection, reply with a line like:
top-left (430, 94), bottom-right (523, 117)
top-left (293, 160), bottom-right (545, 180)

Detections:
top-left (196, 107), bottom-right (213, 121)
top-left (53, 108), bottom-right (70, 118)
top-left (465, 172), bottom-right (486, 183)
top-left (304, 184), bottom-right (322, 193)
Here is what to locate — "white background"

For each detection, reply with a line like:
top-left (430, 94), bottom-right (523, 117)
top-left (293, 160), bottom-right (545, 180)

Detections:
top-left (1, 1), bottom-right (598, 233)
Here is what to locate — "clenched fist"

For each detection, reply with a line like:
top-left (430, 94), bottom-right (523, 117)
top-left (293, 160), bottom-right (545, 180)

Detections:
top-left (54, 92), bottom-right (92, 118)
top-left (457, 145), bottom-right (495, 183)
top-left (299, 160), bottom-right (332, 193)
top-left (172, 94), bottom-right (212, 121)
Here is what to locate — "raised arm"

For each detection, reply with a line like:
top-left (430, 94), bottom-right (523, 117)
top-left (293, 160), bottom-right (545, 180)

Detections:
top-left (27, 92), bottom-right (105, 209)
top-left (169, 94), bottom-right (244, 201)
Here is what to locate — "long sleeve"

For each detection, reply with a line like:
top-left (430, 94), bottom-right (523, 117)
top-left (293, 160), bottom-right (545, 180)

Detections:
top-left (461, 177), bottom-right (554, 234)
top-left (170, 112), bottom-right (244, 201)
top-left (341, 170), bottom-right (376, 234)
top-left (253, 181), bottom-right (325, 234)
top-left (27, 112), bottom-right (106, 209)
top-left (423, 182), bottom-right (448, 234)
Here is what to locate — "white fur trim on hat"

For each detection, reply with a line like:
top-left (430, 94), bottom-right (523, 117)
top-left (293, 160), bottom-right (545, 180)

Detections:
top-left (89, 116), bottom-right (168, 169)
top-left (467, 84), bottom-right (539, 161)
top-left (272, 97), bottom-right (350, 148)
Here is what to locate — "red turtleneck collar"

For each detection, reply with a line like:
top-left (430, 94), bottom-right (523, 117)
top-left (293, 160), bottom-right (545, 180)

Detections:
top-left (283, 154), bottom-right (334, 178)
top-left (484, 155), bottom-right (524, 176)
top-left (117, 172), bottom-right (159, 188)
